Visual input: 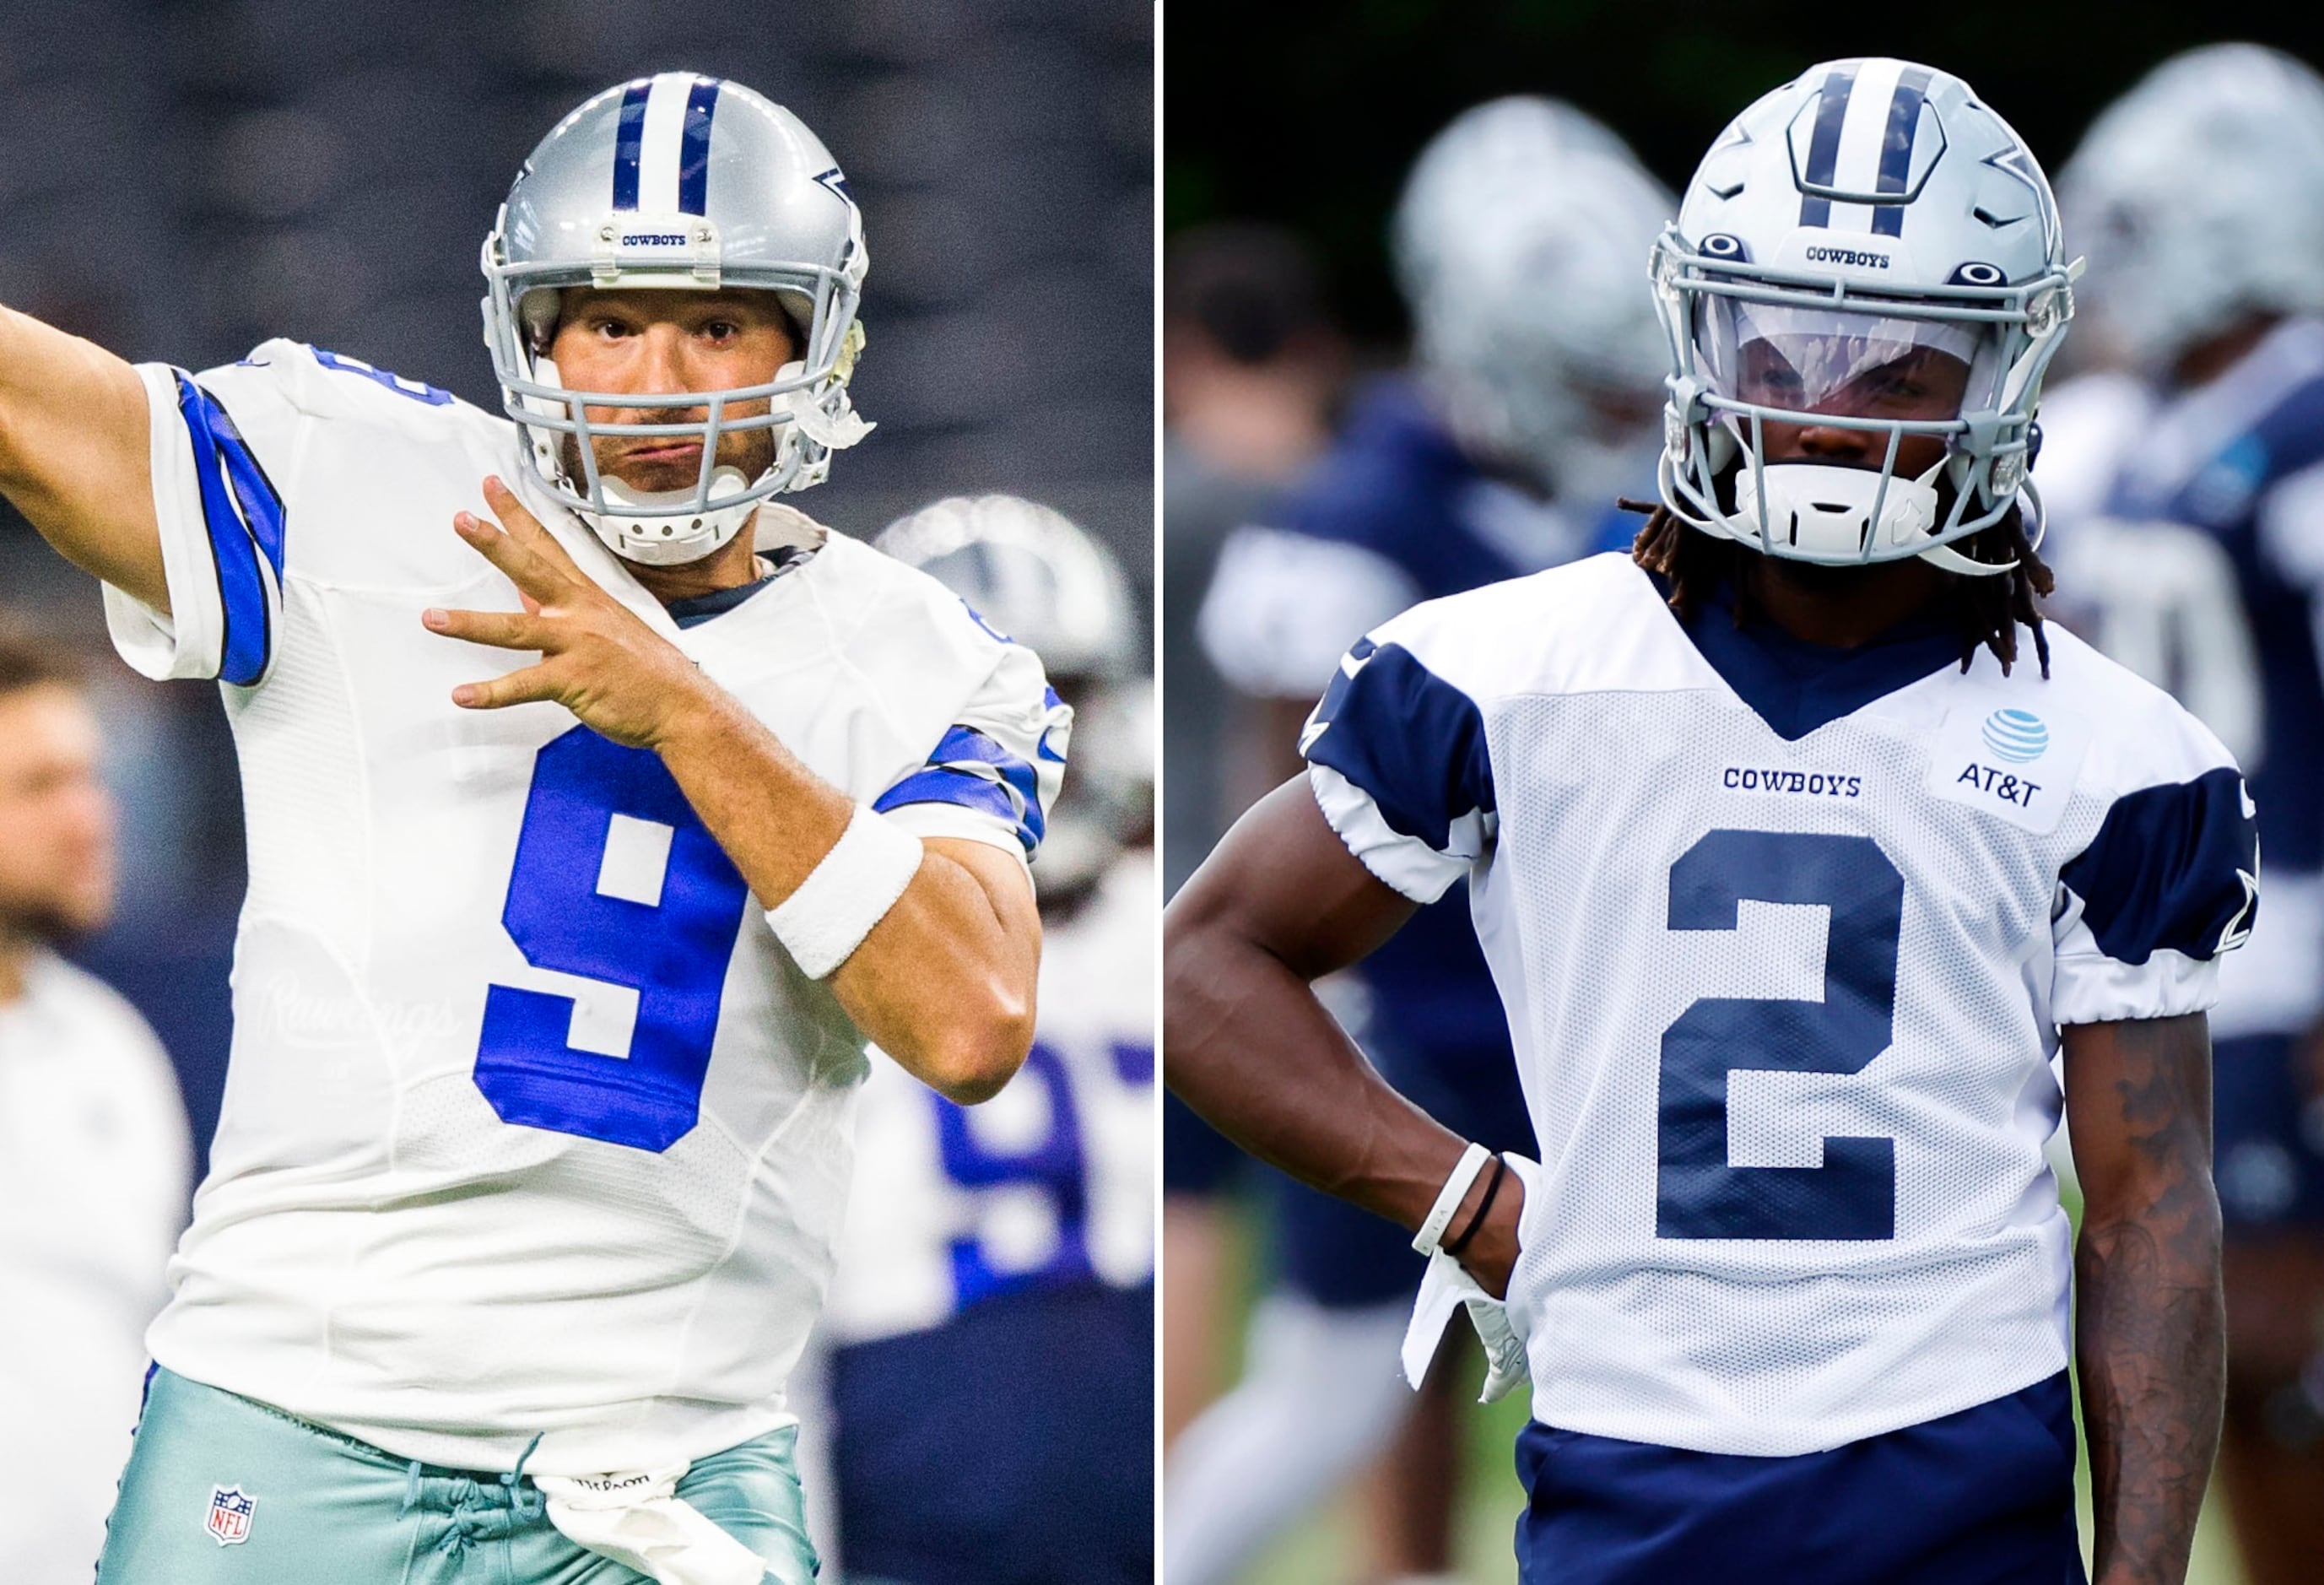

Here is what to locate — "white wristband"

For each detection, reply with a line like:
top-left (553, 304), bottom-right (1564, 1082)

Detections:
top-left (1412, 1141), bottom-right (1494, 1256)
top-left (766, 804), bottom-right (925, 980)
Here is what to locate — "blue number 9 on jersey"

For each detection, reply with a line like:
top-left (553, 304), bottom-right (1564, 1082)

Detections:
top-left (474, 727), bottom-right (753, 1152)
top-left (1658, 829), bottom-right (1905, 1241)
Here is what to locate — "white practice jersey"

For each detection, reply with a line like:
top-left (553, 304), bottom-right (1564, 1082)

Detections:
top-left (101, 342), bottom-right (1067, 1474)
top-left (821, 851), bottom-right (1155, 1344)
top-left (0, 954), bottom-right (190, 1584)
top-left (1303, 553), bottom-right (2256, 1457)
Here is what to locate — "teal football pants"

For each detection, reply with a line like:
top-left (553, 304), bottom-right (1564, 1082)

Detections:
top-left (96, 1367), bottom-right (819, 1584)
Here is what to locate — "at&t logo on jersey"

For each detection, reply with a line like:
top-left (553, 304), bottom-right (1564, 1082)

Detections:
top-left (205, 1485), bottom-right (256, 1546)
top-left (1927, 700), bottom-right (2086, 834)
top-left (1980, 708), bottom-right (2049, 763)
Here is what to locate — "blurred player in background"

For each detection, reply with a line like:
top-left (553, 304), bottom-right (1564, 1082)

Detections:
top-left (816, 495), bottom-right (1154, 1585)
top-left (1167, 98), bottom-right (1671, 1585)
top-left (2045, 43), bottom-right (2324, 1585)
top-left (0, 629), bottom-right (191, 1584)
top-left (1173, 57), bottom-right (2250, 1583)
top-left (1, 73), bottom-right (1064, 1583)
top-left (1159, 224), bottom-right (1347, 1446)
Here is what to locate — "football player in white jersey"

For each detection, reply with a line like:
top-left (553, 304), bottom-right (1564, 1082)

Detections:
top-left (815, 495), bottom-right (1154, 1585)
top-left (0, 73), bottom-right (1065, 1584)
top-left (1169, 59), bottom-right (2251, 1584)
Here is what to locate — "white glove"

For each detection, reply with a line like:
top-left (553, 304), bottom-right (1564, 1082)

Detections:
top-left (1400, 1154), bottom-right (1539, 1404)
top-left (535, 1463), bottom-right (769, 1585)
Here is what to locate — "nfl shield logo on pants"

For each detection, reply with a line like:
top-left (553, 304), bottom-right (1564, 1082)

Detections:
top-left (205, 1485), bottom-right (256, 1546)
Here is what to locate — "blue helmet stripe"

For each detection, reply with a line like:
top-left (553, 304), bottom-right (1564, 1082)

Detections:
top-left (678, 78), bottom-right (721, 215)
top-left (611, 79), bottom-right (651, 211)
top-left (1870, 67), bottom-right (1932, 239)
top-left (1797, 65), bottom-right (1856, 228)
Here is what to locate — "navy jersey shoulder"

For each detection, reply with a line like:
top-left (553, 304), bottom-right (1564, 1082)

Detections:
top-left (1271, 378), bottom-right (1527, 601)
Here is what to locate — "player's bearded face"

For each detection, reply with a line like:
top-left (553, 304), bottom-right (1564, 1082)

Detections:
top-left (547, 289), bottom-right (798, 495)
top-left (0, 685), bottom-right (116, 944)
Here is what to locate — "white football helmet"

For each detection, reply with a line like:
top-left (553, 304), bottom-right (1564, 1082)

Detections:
top-left (1653, 59), bottom-right (2081, 575)
top-left (481, 73), bottom-right (873, 567)
top-left (1392, 96), bottom-right (1673, 502)
top-left (2059, 44), bottom-right (2324, 376)
top-left (877, 495), bottom-right (1148, 903)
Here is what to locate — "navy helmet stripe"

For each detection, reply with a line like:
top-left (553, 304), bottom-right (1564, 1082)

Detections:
top-left (611, 79), bottom-right (651, 211)
top-left (1797, 66), bottom-right (1856, 229)
top-left (678, 78), bottom-right (721, 215)
top-left (1870, 67), bottom-right (1932, 239)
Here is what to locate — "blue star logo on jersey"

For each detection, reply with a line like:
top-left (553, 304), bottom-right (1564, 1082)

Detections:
top-left (1980, 708), bottom-right (2048, 764)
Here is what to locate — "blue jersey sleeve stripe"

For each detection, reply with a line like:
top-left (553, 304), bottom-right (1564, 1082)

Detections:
top-left (173, 373), bottom-right (284, 686)
top-left (873, 768), bottom-right (1036, 852)
top-left (2061, 765), bottom-right (2259, 965)
top-left (1303, 639), bottom-right (1494, 852)
top-left (873, 725), bottom-right (1049, 853)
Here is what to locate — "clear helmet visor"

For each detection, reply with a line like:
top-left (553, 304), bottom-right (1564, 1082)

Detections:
top-left (1693, 299), bottom-right (1998, 425)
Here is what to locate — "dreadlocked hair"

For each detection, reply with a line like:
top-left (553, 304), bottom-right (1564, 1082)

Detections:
top-left (1621, 496), bottom-right (2056, 679)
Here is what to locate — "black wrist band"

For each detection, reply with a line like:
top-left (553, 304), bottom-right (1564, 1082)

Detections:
top-left (1440, 1152), bottom-right (1506, 1258)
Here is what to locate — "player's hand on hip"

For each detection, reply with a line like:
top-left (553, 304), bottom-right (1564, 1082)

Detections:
top-left (423, 475), bottom-right (710, 749)
top-left (1457, 1169), bottom-right (1527, 1301)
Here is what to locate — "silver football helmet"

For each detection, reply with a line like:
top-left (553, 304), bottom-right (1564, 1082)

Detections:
top-left (876, 495), bottom-right (1148, 902)
top-left (481, 73), bottom-right (872, 566)
top-left (1392, 97), bottom-right (1673, 502)
top-left (1653, 59), bottom-right (2081, 576)
top-left (2059, 44), bottom-right (2324, 376)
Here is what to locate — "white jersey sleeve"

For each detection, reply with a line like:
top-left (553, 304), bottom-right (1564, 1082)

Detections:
top-left (105, 355), bottom-right (303, 684)
top-left (1300, 612), bottom-right (1498, 905)
top-left (868, 605), bottom-right (1069, 866)
top-left (2050, 704), bottom-right (2258, 1025)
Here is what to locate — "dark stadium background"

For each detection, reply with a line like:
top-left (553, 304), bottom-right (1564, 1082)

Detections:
top-left (0, 0), bottom-right (1153, 1177)
top-left (1164, 8), bottom-right (2324, 1582)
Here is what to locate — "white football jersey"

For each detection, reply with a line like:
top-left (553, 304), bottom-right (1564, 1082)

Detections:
top-left (1303, 552), bottom-right (2256, 1457)
top-left (820, 851), bottom-right (1154, 1344)
top-left (101, 342), bottom-right (1067, 1475)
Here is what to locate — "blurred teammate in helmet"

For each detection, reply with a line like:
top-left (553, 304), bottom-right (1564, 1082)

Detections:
top-left (0, 72), bottom-right (1062, 1582)
top-left (1171, 58), bottom-right (2249, 1583)
top-left (813, 495), bottom-right (1154, 1585)
top-left (2043, 43), bottom-right (2324, 1585)
top-left (1171, 98), bottom-right (1670, 1585)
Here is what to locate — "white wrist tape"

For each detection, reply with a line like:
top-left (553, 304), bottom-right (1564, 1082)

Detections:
top-left (766, 803), bottom-right (925, 980)
top-left (1412, 1141), bottom-right (1493, 1256)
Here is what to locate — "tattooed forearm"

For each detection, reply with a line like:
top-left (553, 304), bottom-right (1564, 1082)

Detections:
top-left (2067, 1014), bottom-right (2225, 1585)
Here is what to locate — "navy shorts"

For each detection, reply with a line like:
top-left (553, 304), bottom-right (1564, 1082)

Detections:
top-left (830, 1280), bottom-right (1153, 1585)
top-left (1515, 1372), bottom-right (2084, 1585)
top-left (1274, 1029), bottom-right (1535, 1309)
top-left (2213, 1032), bottom-right (2324, 1228)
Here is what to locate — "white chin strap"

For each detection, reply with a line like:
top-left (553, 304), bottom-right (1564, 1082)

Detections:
top-left (1726, 459), bottom-right (2017, 578)
top-left (589, 467), bottom-right (759, 567)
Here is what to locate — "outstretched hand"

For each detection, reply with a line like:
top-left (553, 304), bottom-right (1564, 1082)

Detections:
top-left (422, 476), bottom-right (712, 749)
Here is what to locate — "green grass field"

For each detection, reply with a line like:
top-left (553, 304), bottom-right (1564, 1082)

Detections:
top-left (1195, 1200), bottom-right (2257, 1585)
